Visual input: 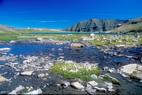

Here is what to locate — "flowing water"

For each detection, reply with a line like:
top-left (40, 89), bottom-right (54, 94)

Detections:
top-left (0, 41), bottom-right (142, 94)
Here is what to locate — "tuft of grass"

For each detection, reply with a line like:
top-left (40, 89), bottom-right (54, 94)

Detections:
top-left (52, 62), bottom-right (101, 81)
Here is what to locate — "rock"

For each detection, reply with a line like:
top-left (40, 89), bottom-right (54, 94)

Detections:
top-left (20, 71), bottom-right (33, 76)
top-left (121, 64), bottom-right (138, 74)
top-left (24, 89), bottom-right (42, 94)
top-left (90, 74), bottom-right (98, 79)
top-left (71, 82), bottom-right (85, 89)
top-left (120, 72), bottom-right (129, 78)
top-left (103, 67), bottom-right (109, 71)
top-left (0, 48), bottom-right (11, 52)
top-left (43, 63), bottom-right (53, 70)
top-left (132, 39), bottom-right (138, 42)
top-left (90, 33), bottom-right (95, 38)
top-left (115, 45), bottom-right (126, 47)
top-left (121, 64), bottom-right (142, 80)
top-left (94, 87), bottom-right (107, 92)
top-left (71, 43), bottom-right (84, 49)
top-left (88, 81), bottom-right (98, 87)
top-left (104, 82), bottom-right (115, 92)
top-left (0, 75), bottom-right (8, 83)
top-left (85, 85), bottom-right (96, 94)
top-left (38, 73), bottom-right (45, 78)
top-left (0, 53), bottom-right (6, 55)
top-left (135, 71), bottom-right (142, 80)
top-left (100, 74), bottom-right (120, 85)
top-left (108, 68), bottom-right (116, 73)
top-left (61, 82), bottom-right (70, 88)
top-left (10, 41), bottom-right (16, 43)
top-left (36, 38), bottom-right (43, 41)
top-left (9, 85), bottom-right (25, 94)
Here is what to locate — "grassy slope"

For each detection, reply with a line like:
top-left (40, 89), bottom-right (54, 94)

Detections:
top-left (0, 25), bottom-right (142, 46)
top-left (108, 17), bottom-right (142, 34)
top-left (108, 22), bottom-right (142, 34)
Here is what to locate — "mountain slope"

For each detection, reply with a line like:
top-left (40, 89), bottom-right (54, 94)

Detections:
top-left (65, 19), bottom-right (128, 32)
top-left (0, 25), bottom-right (16, 33)
top-left (108, 17), bottom-right (142, 34)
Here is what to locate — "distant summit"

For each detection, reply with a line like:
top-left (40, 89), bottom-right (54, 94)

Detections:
top-left (65, 19), bottom-right (128, 32)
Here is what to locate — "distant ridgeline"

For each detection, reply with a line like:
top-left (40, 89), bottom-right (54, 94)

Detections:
top-left (65, 17), bottom-right (142, 34)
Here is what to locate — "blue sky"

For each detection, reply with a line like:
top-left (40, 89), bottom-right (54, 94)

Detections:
top-left (0, 0), bottom-right (142, 29)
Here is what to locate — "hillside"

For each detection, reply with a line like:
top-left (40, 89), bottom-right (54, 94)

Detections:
top-left (108, 17), bottom-right (142, 34)
top-left (0, 25), bottom-right (16, 33)
top-left (65, 19), bottom-right (128, 32)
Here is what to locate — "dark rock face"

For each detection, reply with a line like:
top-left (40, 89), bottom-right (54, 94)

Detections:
top-left (65, 19), bottom-right (128, 32)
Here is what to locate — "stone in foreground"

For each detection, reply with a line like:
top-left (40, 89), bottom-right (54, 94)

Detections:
top-left (20, 71), bottom-right (33, 76)
top-left (71, 82), bottom-right (85, 89)
top-left (24, 89), bottom-right (42, 94)
top-left (36, 38), bottom-right (43, 41)
top-left (121, 64), bottom-right (142, 80)
top-left (0, 75), bottom-right (8, 82)
top-left (88, 81), bottom-right (98, 87)
top-left (0, 48), bottom-right (11, 52)
top-left (9, 85), bottom-right (25, 94)
top-left (71, 43), bottom-right (84, 49)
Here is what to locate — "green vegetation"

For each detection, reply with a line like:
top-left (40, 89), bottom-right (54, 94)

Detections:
top-left (0, 24), bottom-right (142, 46)
top-left (90, 35), bottom-right (142, 46)
top-left (52, 62), bottom-right (121, 84)
top-left (52, 62), bottom-right (101, 81)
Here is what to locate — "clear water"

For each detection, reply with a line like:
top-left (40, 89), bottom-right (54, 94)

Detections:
top-left (26, 32), bottom-right (130, 35)
top-left (0, 43), bottom-right (142, 94)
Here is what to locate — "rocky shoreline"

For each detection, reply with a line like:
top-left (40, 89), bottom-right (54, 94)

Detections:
top-left (0, 39), bottom-right (142, 94)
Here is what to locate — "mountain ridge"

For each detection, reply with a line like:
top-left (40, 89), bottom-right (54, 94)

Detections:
top-left (65, 18), bottom-right (128, 32)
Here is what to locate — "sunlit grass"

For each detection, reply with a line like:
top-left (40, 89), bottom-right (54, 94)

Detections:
top-left (0, 29), bottom-right (142, 46)
top-left (52, 62), bottom-right (101, 81)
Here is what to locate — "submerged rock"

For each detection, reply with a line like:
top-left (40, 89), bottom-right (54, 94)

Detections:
top-left (38, 73), bottom-right (45, 78)
top-left (9, 85), bottom-right (25, 94)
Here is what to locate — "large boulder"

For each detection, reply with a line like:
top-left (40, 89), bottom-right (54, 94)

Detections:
top-left (0, 75), bottom-right (8, 83)
top-left (121, 64), bottom-right (142, 80)
top-left (70, 43), bottom-right (84, 49)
